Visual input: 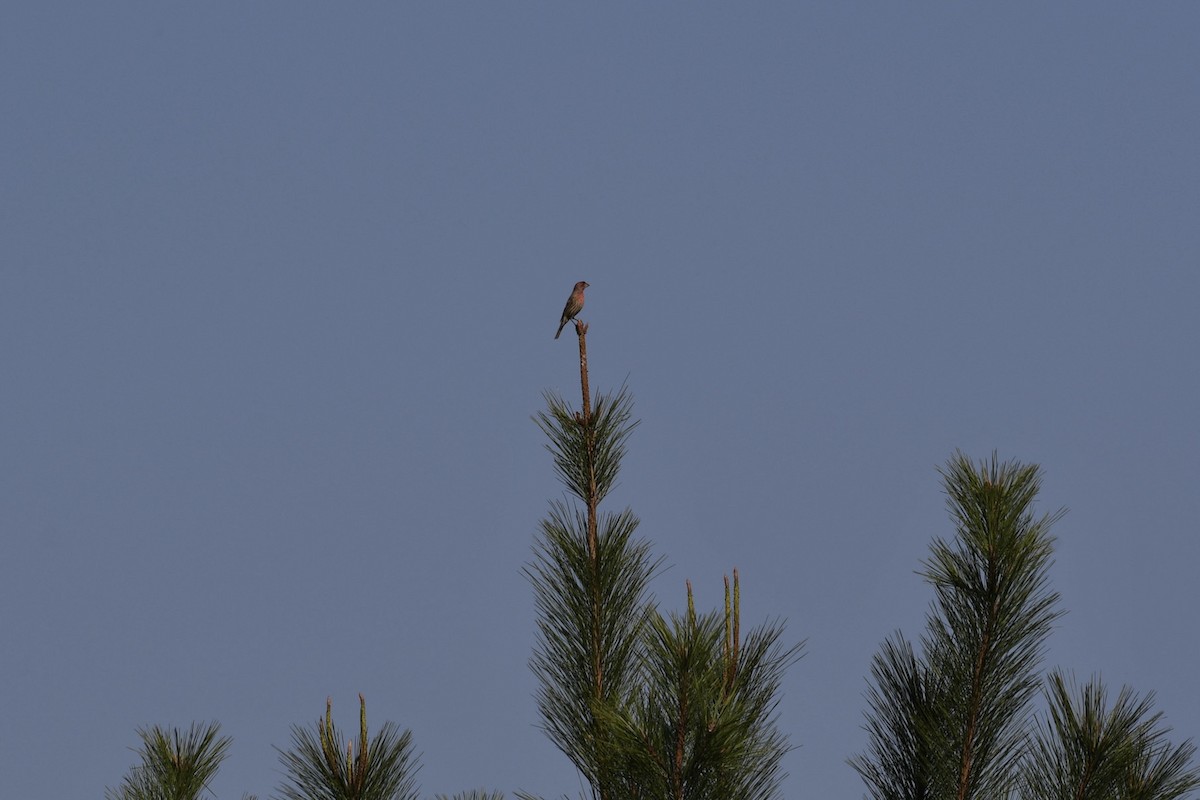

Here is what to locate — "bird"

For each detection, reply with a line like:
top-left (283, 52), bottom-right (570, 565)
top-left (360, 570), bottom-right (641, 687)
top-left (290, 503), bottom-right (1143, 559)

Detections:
top-left (555, 281), bottom-right (589, 339)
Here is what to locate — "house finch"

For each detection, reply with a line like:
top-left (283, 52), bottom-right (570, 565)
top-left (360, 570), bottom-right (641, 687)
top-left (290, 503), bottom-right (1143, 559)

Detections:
top-left (554, 281), bottom-right (589, 339)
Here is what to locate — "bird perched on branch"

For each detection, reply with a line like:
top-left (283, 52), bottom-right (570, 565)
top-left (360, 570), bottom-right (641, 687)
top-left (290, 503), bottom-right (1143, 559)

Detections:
top-left (554, 281), bottom-right (589, 339)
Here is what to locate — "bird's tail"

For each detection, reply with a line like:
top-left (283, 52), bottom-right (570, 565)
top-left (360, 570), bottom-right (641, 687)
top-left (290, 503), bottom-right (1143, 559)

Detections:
top-left (554, 320), bottom-right (566, 339)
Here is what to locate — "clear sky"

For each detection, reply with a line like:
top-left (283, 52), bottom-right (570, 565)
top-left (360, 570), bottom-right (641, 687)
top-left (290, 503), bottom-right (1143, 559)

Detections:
top-left (3, 4), bottom-right (1198, 798)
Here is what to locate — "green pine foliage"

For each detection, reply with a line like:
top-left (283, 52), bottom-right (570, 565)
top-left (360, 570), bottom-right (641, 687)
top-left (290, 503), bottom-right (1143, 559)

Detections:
top-left (274, 695), bottom-right (420, 800)
top-left (597, 577), bottom-right (802, 800)
top-left (852, 635), bottom-right (943, 800)
top-left (107, 323), bottom-right (1199, 799)
top-left (105, 722), bottom-right (232, 800)
top-left (525, 498), bottom-right (661, 791)
top-left (533, 386), bottom-right (637, 508)
top-left (850, 452), bottom-right (1200, 800)
top-left (526, 355), bottom-right (801, 799)
top-left (851, 452), bottom-right (1064, 799)
top-left (526, 385), bottom-right (663, 795)
top-left (1020, 671), bottom-right (1200, 800)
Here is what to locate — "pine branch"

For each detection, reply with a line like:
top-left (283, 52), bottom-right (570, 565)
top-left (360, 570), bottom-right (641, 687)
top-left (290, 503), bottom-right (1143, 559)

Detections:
top-left (106, 721), bottom-right (231, 800)
top-left (275, 696), bottom-right (420, 800)
top-left (526, 504), bottom-right (661, 792)
top-left (1021, 671), bottom-right (1200, 800)
top-left (596, 579), bottom-right (802, 800)
top-left (853, 452), bottom-right (1063, 800)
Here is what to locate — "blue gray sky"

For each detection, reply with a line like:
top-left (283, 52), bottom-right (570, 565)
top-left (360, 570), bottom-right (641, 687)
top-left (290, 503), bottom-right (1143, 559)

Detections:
top-left (3, 4), bottom-right (1198, 798)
